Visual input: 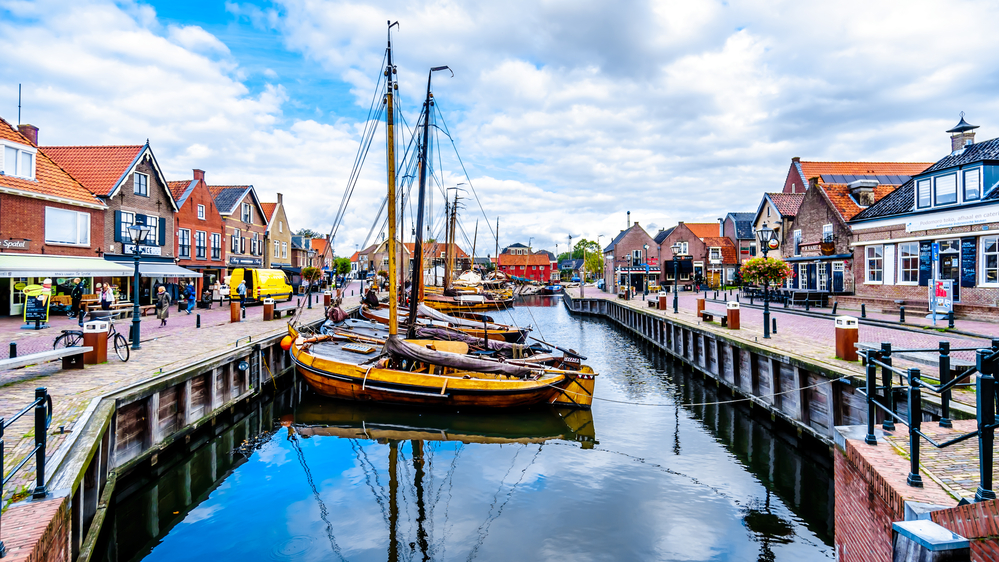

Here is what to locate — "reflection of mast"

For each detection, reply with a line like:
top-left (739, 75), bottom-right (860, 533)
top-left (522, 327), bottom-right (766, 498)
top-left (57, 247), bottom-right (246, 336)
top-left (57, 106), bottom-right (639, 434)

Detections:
top-left (288, 432), bottom-right (346, 561)
top-left (388, 440), bottom-right (399, 562)
top-left (413, 440), bottom-right (431, 561)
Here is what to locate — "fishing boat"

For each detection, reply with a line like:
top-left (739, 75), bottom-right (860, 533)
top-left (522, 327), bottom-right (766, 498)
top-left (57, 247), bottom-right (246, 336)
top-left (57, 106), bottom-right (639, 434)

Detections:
top-left (287, 23), bottom-right (596, 410)
top-left (539, 284), bottom-right (563, 295)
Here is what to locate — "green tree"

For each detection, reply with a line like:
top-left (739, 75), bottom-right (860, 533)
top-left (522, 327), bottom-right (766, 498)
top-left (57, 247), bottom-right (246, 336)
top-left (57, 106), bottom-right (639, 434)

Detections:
top-left (572, 239), bottom-right (601, 259)
top-left (584, 251), bottom-right (603, 279)
top-left (296, 228), bottom-right (321, 238)
top-left (333, 257), bottom-right (351, 275)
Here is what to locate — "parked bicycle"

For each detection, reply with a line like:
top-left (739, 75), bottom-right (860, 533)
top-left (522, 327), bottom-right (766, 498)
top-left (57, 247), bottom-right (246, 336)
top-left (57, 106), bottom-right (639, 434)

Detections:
top-left (53, 316), bottom-right (130, 362)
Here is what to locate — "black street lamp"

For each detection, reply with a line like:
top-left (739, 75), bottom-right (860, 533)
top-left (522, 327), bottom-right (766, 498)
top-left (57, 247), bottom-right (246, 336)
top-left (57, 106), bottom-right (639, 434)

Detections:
top-left (755, 221), bottom-right (780, 339)
top-left (671, 242), bottom-right (681, 313)
top-left (127, 224), bottom-right (154, 350)
top-left (643, 244), bottom-right (649, 298)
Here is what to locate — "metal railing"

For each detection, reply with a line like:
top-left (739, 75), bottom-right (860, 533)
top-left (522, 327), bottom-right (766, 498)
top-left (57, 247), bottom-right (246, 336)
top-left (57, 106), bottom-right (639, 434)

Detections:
top-left (0, 387), bottom-right (53, 558)
top-left (859, 341), bottom-right (997, 502)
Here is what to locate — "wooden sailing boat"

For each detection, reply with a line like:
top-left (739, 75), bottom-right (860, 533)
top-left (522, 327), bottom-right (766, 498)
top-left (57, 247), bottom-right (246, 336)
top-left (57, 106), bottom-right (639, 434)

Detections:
top-left (289, 24), bottom-right (596, 410)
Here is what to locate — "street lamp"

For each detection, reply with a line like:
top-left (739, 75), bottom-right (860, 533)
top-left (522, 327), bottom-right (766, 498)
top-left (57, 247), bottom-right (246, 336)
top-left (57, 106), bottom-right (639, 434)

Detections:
top-left (643, 244), bottom-right (650, 298)
top-left (127, 224), bottom-right (154, 350)
top-left (755, 221), bottom-right (780, 339)
top-left (671, 242), bottom-right (681, 313)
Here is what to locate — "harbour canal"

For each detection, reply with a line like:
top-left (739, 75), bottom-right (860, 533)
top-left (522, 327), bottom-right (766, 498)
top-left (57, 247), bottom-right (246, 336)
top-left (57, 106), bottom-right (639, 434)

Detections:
top-left (96, 297), bottom-right (834, 561)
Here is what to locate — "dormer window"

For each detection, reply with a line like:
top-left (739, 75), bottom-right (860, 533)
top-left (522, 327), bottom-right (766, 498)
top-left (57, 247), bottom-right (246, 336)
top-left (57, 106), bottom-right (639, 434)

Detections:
top-left (917, 179), bottom-right (931, 208)
top-left (709, 247), bottom-right (721, 261)
top-left (2, 143), bottom-right (36, 180)
top-left (964, 168), bottom-right (981, 201)
top-left (934, 173), bottom-right (957, 205)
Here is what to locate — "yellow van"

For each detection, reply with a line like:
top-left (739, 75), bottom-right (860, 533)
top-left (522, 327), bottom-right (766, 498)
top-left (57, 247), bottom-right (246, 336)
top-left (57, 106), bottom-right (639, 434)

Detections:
top-left (229, 268), bottom-right (293, 302)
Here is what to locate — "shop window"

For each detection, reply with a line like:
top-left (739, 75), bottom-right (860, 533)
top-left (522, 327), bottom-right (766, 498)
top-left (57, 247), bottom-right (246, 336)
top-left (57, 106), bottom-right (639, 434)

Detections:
top-left (983, 236), bottom-right (999, 284)
top-left (45, 207), bottom-right (90, 246)
top-left (899, 242), bottom-right (919, 284)
top-left (866, 245), bottom-right (883, 283)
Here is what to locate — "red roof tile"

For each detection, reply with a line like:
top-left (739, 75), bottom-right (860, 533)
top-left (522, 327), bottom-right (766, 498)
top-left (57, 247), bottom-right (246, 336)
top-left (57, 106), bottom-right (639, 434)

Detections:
top-left (404, 242), bottom-right (469, 259)
top-left (41, 145), bottom-right (143, 197)
top-left (497, 252), bottom-right (551, 267)
top-left (767, 192), bottom-right (805, 216)
top-left (0, 118), bottom-right (103, 207)
top-left (798, 161), bottom-right (932, 182)
top-left (820, 183), bottom-right (898, 222)
top-left (700, 237), bottom-right (738, 263)
top-left (260, 202), bottom-right (277, 223)
top-left (684, 223), bottom-right (721, 239)
top-left (167, 180), bottom-right (190, 202)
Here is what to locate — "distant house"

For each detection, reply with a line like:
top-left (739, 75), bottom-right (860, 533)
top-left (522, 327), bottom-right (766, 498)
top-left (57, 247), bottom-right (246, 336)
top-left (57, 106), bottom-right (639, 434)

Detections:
top-left (261, 193), bottom-right (293, 272)
top-left (602, 214), bottom-right (656, 293)
top-left (209, 184), bottom-right (268, 275)
top-left (498, 243), bottom-right (554, 282)
top-left (167, 169), bottom-right (227, 295)
top-left (752, 192), bottom-right (805, 261)
top-left (657, 222), bottom-right (738, 288)
top-left (720, 212), bottom-right (756, 264)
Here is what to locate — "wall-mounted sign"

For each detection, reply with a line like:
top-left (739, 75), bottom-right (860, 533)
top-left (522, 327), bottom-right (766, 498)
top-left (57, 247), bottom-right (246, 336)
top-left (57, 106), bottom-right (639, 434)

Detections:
top-left (906, 207), bottom-right (999, 232)
top-left (123, 244), bottom-right (162, 256)
top-left (2, 239), bottom-right (29, 250)
top-left (229, 256), bottom-right (262, 266)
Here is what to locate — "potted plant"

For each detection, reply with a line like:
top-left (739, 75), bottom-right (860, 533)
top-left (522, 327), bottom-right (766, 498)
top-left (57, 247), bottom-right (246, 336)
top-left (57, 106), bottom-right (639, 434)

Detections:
top-left (740, 257), bottom-right (794, 289)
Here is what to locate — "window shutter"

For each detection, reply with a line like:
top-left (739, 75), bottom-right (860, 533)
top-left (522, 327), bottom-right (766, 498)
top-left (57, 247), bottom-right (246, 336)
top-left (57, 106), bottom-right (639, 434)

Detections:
top-left (918, 241), bottom-right (932, 286)
top-left (159, 218), bottom-right (166, 246)
top-left (961, 237), bottom-right (976, 288)
top-left (114, 210), bottom-right (122, 242)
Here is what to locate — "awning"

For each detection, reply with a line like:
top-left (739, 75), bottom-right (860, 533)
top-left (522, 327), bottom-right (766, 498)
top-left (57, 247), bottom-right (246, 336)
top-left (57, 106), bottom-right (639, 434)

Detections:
top-left (276, 266), bottom-right (302, 274)
top-left (109, 261), bottom-right (202, 278)
top-left (0, 255), bottom-right (134, 278)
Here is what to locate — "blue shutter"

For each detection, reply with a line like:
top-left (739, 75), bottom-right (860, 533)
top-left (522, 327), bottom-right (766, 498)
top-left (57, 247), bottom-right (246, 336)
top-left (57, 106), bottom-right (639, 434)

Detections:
top-left (114, 210), bottom-right (122, 242)
top-left (918, 241), bottom-right (932, 286)
top-left (159, 218), bottom-right (166, 247)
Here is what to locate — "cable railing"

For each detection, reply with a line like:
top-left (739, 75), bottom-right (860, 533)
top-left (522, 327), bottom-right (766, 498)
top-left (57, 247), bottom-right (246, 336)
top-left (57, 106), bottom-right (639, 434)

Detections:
top-left (1, 387), bottom-right (53, 558)
top-left (859, 341), bottom-right (998, 502)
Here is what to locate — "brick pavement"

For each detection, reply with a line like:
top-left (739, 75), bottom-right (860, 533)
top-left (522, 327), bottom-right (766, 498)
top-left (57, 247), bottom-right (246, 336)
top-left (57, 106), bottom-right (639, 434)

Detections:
top-left (1, 295), bottom-right (342, 505)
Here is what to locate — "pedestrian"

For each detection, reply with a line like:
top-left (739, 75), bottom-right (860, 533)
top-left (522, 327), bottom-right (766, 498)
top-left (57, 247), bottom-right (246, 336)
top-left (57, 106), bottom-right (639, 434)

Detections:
top-left (156, 286), bottom-right (171, 327)
top-left (364, 286), bottom-right (380, 307)
top-left (100, 283), bottom-right (115, 311)
top-left (237, 279), bottom-right (247, 308)
top-left (70, 277), bottom-right (85, 319)
top-left (185, 281), bottom-right (196, 314)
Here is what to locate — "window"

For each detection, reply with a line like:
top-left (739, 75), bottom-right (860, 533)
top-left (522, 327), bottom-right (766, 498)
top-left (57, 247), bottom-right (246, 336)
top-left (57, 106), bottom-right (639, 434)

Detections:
top-left (45, 207), bottom-right (90, 246)
top-left (195, 231), bottom-right (207, 259)
top-left (964, 168), bottom-right (981, 201)
top-left (134, 173), bottom-right (148, 196)
top-left (866, 245), bottom-right (883, 283)
top-left (934, 174), bottom-right (957, 205)
top-left (709, 247), bottom-right (721, 261)
top-left (917, 179), bottom-right (931, 208)
top-left (793, 230), bottom-right (801, 256)
top-left (898, 242), bottom-right (919, 283)
top-left (178, 229), bottom-right (191, 258)
top-left (251, 233), bottom-right (259, 255)
top-left (822, 224), bottom-right (833, 243)
top-left (197, 204), bottom-right (205, 220)
top-left (677, 242), bottom-right (688, 255)
top-left (279, 221), bottom-right (283, 233)
top-left (749, 242), bottom-right (757, 257)
top-left (241, 203), bottom-right (252, 223)
top-left (240, 235), bottom-right (246, 254)
top-left (818, 264), bottom-right (828, 291)
top-left (120, 211), bottom-right (135, 242)
top-left (282, 242), bottom-right (287, 258)
top-left (984, 236), bottom-right (999, 284)
top-left (145, 216), bottom-right (158, 244)
top-left (274, 240), bottom-right (280, 258)
top-left (3, 144), bottom-right (36, 179)
top-left (231, 228), bottom-right (240, 253)
top-left (532, 265), bottom-right (537, 270)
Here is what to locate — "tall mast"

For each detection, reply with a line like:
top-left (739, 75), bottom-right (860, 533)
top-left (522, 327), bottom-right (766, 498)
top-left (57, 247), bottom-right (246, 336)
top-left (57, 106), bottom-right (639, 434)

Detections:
top-left (408, 65), bottom-right (451, 338)
top-left (386, 21), bottom-right (400, 337)
top-left (495, 217), bottom-right (499, 274)
top-left (471, 219), bottom-right (478, 272)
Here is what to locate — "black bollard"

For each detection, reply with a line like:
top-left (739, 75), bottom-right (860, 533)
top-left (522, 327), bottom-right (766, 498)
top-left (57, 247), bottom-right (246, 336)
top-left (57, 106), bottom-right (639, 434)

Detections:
top-left (783, 299), bottom-right (788, 309)
top-left (948, 310), bottom-right (955, 329)
top-left (736, 294), bottom-right (739, 303)
top-left (9, 341), bottom-right (16, 359)
top-left (772, 318), bottom-right (777, 334)
top-left (805, 299), bottom-right (810, 312)
top-left (832, 301), bottom-right (838, 315)
top-left (750, 296), bottom-right (754, 305)
top-left (861, 303), bottom-right (866, 318)
top-left (242, 307), bottom-right (246, 319)
top-left (899, 306), bottom-right (905, 323)
top-left (196, 314), bottom-right (201, 328)
top-left (308, 293), bottom-right (312, 309)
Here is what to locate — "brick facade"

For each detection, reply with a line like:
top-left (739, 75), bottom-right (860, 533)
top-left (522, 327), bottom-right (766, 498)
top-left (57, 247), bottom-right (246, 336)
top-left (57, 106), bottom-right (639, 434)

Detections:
top-left (1, 494), bottom-right (70, 562)
top-left (170, 170), bottom-right (226, 293)
top-left (211, 187), bottom-right (267, 274)
top-left (101, 155), bottom-right (176, 260)
top-left (784, 182), bottom-right (856, 293)
top-left (0, 193), bottom-right (104, 257)
top-left (602, 222), bottom-right (656, 293)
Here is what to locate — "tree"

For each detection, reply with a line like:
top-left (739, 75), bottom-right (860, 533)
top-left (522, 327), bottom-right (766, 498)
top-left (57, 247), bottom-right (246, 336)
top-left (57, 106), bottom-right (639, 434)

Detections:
top-left (571, 239), bottom-right (601, 259)
top-left (584, 251), bottom-right (603, 279)
top-left (333, 257), bottom-right (351, 275)
top-left (297, 228), bottom-right (321, 238)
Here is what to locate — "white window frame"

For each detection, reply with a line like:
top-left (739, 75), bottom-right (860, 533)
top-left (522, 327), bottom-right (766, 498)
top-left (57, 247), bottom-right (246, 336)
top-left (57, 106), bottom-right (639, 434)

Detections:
top-left (1, 140), bottom-right (37, 180)
top-left (211, 233), bottom-right (222, 260)
top-left (822, 224), bottom-right (833, 243)
top-left (241, 203), bottom-right (252, 223)
top-left (197, 204), bottom-right (206, 220)
top-left (178, 228), bottom-right (191, 258)
top-left (898, 241), bottom-right (919, 285)
top-left (678, 241), bottom-right (688, 255)
top-left (279, 221), bottom-right (283, 233)
top-left (44, 206), bottom-right (91, 246)
top-left (793, 229), bottom-right (802, 257)
top-left (195, 230), bottom-right (207, 260)
top-left (916, 178), bottom-right (931, 209)
top-left (865, 245), bottom-right (884, 284)
top-left (964, 168), bottom-right (981, 202)
top-left (231, 228), bottom-right (240, 253)
top-left (273, 240), bottom-right (280, 258)
top-left (134, 172), bottom-right (149, 197)
top-left (934, 173), bottom-right (958, 206)
top-left (818, 263), bottom-right (828, 291)
top-left (709, 247), bottom-right (721, 262)
top-left (282, 242), bottom-right (287, 258)
top-left (982, 236), bottom-right (999, 286)
top-left (120, 211), bottom-right (135, 243)
top-left (144, 216), bottom-right (158, 245)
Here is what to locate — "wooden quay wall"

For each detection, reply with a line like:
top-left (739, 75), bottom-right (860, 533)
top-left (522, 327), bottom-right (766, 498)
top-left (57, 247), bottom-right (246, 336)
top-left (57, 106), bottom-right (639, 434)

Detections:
top-left (563, 294), bottom-right (868, 446)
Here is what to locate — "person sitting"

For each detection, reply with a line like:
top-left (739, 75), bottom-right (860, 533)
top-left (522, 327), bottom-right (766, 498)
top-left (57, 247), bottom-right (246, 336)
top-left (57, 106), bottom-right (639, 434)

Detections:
top-left (364, 287), bottom-right (380, 307)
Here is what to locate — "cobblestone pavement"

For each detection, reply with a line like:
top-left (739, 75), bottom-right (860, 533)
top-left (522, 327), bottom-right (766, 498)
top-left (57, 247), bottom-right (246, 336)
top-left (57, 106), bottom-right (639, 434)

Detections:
top-left (1, 295), bottom-right (344, 504)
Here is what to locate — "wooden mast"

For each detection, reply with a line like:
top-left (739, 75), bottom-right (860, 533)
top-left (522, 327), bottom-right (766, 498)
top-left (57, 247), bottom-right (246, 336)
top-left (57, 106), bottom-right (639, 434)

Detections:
top-left (386, 22), bottom-right (399, 337)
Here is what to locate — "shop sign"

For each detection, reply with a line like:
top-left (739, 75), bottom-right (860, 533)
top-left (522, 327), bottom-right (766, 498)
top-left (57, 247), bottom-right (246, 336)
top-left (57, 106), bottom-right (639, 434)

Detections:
top-left (2, 239), bottom-right (29, 250)
top-left (124, 244), bottom-right (162, 256)
top-left (906, 208), bottom-right (999, 232)
top-left (229, 256), bottom-right (262, 266)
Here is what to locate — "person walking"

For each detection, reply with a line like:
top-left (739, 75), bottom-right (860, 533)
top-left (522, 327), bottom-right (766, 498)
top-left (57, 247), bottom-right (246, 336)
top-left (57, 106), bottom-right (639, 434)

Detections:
top-left (237, 279), bottom-right (247, 309)
top-left (185, 281), bottom-right (196, 314)
top-left (156, 286), bottom-right (171, 327)
top-left (100, 283), bottom-right (115, 311)
top-left (70, 278), bottom-right (85, 319)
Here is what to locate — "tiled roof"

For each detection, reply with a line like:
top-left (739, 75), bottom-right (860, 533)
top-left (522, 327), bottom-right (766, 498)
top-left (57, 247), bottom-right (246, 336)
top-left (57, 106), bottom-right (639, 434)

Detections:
top-left (726, 212), bottom-right (756, 239)
top-left (603, 223), bottom-right (653, 252)
top-left (209, 185), bottom-right (251, 214)
top-left (310, 238), bottom-right (330, 256)
top-left (767, 193), bottom-right (805, 216)
top-left (167, 180), bottom-right (197, 208)
top-left (799, 161), bottom-right (932, 182)
top-left (349, 251), bottom-right (360, 261)
top-left (701, 237), bottom-right (738, 264)
top-left (260, 202), bottom-right (277, 223)
top-left (42, 145), bottom-right (144, 197)
top-left (922, 137), bottom-right (999, 174)
top-left (0, 118), bottom-right (103, 207)
top-left (851, 179), bottom-right (915, 221)
top-left (820, 183), bottom-right (898, 222)
top-left (684, 223), bottom-right (721, 239)
top-left (498, 252), bottom-right (551, 267)
top-left (653, 227), bottom-right (675, 245)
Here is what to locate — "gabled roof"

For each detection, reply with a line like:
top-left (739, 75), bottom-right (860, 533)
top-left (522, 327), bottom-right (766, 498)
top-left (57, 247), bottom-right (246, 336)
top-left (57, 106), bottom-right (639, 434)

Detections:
top-left (559, 258), bottom-right (584, 269)
top-left (291, 236), bottom-right (310, 250)
top-left (653, 227), bottom-right (675, 245)
top-left (261, 203), bottom-right (277, 223)
top-left (43, 142), bottom-right (177, 210)
top-left (404, 242), bottom-right (469, 259)
top-left (167, 180), bottom-right (196, 208)
top-left (725, 212), bottom-right (756, 239)
top-left (536, 250), bottom-right (556, 261)
top-left (603, 223), bottom-right (652, 252)
top-left (765, 193), bottom-right (805, 217)
top-left (209, 184), bottom-right (252, 214)
top-left (684, 223), bottom-right (720, 240)
top-left (0, 118), bottom-right (104, 208)
top-left (819, 182), bottom-right (901, 222)
top-left (700, 236), bottom-right (738, 264)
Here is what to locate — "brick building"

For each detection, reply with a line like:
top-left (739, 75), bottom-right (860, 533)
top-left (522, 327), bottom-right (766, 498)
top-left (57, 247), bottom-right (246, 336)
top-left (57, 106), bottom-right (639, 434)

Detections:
top-left (850, 117), bottom-right (999, 318)
top-left (167, 169), bottom-right (227, 296)
top-left (752, 192), bottom-right (804, 260)
top-left (602, 216), bottom-right (657, 293)
top-left (657, 222), bottom-right (737, 288)
top-left (44, 141), bottom-right (196, 304)
top-left (497, 247), bottom-right (552, 283)
top-left (0, 118), bottom-right (130, 316)
top-left (209, 185), bottom-right (268, 276)
top-left (720, 212), bottom-right (756, 264)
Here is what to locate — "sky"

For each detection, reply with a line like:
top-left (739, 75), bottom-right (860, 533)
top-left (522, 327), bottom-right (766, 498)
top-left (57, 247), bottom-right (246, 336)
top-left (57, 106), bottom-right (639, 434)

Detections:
top-left (3, 0), bottom-right (999, 257)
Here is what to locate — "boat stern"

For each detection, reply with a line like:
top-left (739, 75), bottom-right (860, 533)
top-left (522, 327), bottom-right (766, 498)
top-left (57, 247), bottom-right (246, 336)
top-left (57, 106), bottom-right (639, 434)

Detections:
top-left (552, 366), bottom-right (596, 409)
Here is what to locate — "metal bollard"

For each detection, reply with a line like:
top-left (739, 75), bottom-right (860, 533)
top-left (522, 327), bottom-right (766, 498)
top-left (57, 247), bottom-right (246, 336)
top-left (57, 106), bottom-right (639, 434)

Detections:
top-left (976, 350), bottom-right (996, 502)
top-left (750, 296), bottom-right (754, 305)
top-left (899, 306), bottom-right (905, 323)
top-left (196, 314), bottom-right (201, 329)
top-left (948, 310), bottom-right (955, 329)
top-left (242, 307), bottom-right (246, 319)
top-left (805, 299), bottom-right (810, 312)
top-left (308, 293), bottom-right (313, 309)
top-left (9, 342), bottom-right (15, 359)
top-left (861, 303), bottom-right (866, 318)
top-left (881, 343), bottom-right (895, 431)
top-left (939, 341), bottom-right (952, 428)
top-left (772, 318), bottom-right (777, 334)
top-left (736, 294), bottom-right (739, 303)
top-left (832, 301), bottom-right (838, 315)
top-left (865, 353), bottom-right (878, 445)
top-left (906, 368), bottom-right (923, 487)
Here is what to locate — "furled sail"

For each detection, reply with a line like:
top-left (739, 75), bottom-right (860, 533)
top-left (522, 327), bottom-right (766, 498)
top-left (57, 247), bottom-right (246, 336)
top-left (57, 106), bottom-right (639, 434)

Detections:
top-left (384, 336), bottom-right (539, 378)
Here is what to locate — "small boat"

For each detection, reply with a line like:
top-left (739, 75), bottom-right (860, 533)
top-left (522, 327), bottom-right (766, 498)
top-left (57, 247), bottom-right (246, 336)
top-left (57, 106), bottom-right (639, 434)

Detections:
top-left (539, 284), bottom-right (563, 295)
top-left (422, 292), bottom-right (514, 312)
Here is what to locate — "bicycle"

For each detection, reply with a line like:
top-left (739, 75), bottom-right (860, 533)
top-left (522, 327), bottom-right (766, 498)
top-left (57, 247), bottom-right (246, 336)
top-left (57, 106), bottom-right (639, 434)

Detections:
top-left (53, 316), bottom-right (130, 362)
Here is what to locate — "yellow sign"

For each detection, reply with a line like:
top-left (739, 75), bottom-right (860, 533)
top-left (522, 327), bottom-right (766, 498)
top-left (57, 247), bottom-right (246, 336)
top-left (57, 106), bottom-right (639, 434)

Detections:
top-left (22, 279), bottom-right (52, 324)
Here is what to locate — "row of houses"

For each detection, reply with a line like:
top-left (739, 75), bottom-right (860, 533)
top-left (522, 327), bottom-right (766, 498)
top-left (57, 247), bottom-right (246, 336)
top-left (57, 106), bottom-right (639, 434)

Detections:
top-left (0, 116), bottom-right (322, 315)
top-left (602, 115), bottom-right (999, 318)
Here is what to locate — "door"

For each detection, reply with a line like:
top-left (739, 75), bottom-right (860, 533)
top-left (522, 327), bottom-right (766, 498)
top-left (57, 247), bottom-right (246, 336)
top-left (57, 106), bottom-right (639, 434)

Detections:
top-left (832, 262), bottom-right (844, 293)
top-left (707, 271), bottom-right (721, 288)
top-left (807, 264), bottom-right (817, 290)
top-left (0, 278), bottom-right (9, 316)
top-left (938, 239), bottom-right (961, 302)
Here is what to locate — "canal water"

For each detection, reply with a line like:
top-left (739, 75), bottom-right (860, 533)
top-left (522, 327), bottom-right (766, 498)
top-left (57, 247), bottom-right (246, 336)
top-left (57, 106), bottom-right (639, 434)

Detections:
top-left (99, 296), bottom-right (834, 561)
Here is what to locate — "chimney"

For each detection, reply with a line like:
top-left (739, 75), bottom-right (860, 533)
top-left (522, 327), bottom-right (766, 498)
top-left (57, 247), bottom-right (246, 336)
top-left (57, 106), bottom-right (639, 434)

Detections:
top-left (17, 124), bottom-right (38, 146)
top-left (718, 218), bottom-right (724, 237)
top-left (848, 179), bottom-right (879, 207)
top-left (791, 156), bottom-right (800, 163)
top-left (627, 211), bottom-right (631, 229)
top-left (947, 113), bottom-right (979, 154)
top-left (277, 192), bottom-right (283, 205)
top-left (193, 169), bottom-right (205, 181)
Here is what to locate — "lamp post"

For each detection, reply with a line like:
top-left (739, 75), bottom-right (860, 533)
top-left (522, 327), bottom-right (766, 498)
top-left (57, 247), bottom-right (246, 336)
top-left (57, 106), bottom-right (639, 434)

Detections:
top-left (127, 224), bottom-right (153, 350)
top-left (755, 222), bottom-right (780, 339)
top-left (671, 242), bottom-right (681, 313)
top-left (643, 244), bottom-right (650, 298)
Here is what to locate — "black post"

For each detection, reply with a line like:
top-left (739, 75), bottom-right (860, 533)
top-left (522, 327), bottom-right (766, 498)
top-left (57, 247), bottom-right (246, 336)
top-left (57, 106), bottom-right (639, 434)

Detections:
top-left (881, 342), bottom-right (895, 431)
top-left (939, 341), bottom-right (952, 428)
top-left (865, 353), bottom-right (878, 445)
top-left (672, 260), bottom-right (679, 314)
top-left (832, 301), bottom-right (838, 315)
top-left (976, 349), bottom-right (996, 502)
top-left (242, 307), bottom-right (246, 319)
top-left (899, 306), bottom-right (905, 323)
top-left (8, 342), bottom-right (15, 359)
top-left (772, 318), bottom-right (777, 334)
top-left (131, 242), bottom-right (142, 350)
top-left (308, 292), bottom-right (313, 309)
top-left (32, 387), bottom-right (48, 498)
top-left (861, 303), bottom-right (866, 318)
top-left (906, 368), bottom-right (923, 487)
top-left (196, 314), bottom-right (201, 329)
top-left (948, 310), bottom-right (955, 329)
top-left (804, 298), bottom-right (810, 312)
top-left (750, 295), bottom-right (754, 305)
top-left (0, 413), bottom-right (4, 559)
